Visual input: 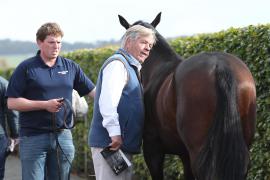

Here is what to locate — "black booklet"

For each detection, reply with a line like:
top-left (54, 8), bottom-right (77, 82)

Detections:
top-left (100, 147), bottom-right (132, 175)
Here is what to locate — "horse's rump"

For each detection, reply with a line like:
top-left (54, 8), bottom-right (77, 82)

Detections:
top-left (175, 52), bottom-right (256, 180)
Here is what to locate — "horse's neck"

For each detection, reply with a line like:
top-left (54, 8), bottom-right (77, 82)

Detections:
top-left (156, 34), bottom-right (181, 60)
top-left (149, 36), bottom-right (182, 73)
top-left (154, 45), bottom-right (180, 63)
top-left (142, 39), bottom-right (181, 90)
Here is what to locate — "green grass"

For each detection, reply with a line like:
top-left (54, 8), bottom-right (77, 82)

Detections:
top-left (0, 54), bottom-right (32, 68)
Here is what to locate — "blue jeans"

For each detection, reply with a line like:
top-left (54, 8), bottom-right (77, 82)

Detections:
top-left (19, 130), bottom-right (75, 180)
top-left (0, 135), bottom-right (8, 180)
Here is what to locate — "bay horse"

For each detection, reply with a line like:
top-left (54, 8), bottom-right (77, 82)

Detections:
top-left (118, 12), bottom-right (256, 180)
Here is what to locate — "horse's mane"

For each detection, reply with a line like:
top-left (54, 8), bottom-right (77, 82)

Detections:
top-left (135, 20), bottom-right (183, 121)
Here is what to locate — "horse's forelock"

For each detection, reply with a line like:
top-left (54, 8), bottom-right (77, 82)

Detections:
top-left (132, 21), bottom-right (155, 30)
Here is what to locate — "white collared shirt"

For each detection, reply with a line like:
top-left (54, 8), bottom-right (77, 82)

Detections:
top-left (99, 59), bottom-right (141, 137)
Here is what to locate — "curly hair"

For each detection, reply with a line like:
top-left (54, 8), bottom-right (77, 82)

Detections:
top-left (36, 22), bottom-right (64, 41)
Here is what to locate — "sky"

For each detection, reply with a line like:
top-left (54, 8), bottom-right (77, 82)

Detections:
top-left (1, 0), bottom-right (270, 44)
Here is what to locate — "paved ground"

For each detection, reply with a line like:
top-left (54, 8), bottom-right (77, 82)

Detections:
top-left (5, 155), bottom-right (86, 180)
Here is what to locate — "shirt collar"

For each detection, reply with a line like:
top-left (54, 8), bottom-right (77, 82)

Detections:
top-left (36, 50), bottom-right (63, 68)
top-left (117, 48), bottom-right (142, 71)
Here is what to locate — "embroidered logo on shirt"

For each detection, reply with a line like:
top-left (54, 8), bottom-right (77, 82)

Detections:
top-left (58, 70), bottom-right (68, 75)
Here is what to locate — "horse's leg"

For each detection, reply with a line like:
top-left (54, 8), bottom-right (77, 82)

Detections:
top-left (174, 55), bottom-right (218, 179)
top-left (232, 63), bottom-right (256, 148)
top-left (143, 139), bottom-right (165, 180)
top-left (179, 154), bottom-right (195, 180)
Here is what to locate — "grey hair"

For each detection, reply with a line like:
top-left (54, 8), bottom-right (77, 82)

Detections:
top-left (120, 25), bottom-right (156, 48)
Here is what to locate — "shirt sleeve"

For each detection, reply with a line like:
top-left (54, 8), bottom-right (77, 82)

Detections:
top-left (73, 63), bottom-right (95, 96)
top-left (6, 63), bottom-right (28, 98)
top-left (99, 60), bottom-right (128, 137)
top-left (1, 78), bottom-right (19, 138)
top-left (6, 107), bottom-right (19, 138)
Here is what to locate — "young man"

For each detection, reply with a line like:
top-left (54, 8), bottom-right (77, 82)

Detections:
top-left (88, 25), bottom-right (156, 180)
top-left (6, 22), bottom-right (95, 180)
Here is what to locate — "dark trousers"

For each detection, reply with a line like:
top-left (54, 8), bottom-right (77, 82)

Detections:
top-left (0, 135), bottom-right (8, 180)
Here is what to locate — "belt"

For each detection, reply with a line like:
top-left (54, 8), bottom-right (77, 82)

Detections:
top-left (56, 129), bottom-right (65, 132)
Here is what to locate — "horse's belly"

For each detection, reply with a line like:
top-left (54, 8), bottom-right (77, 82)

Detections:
top-left (159, 127), bottom-right (187, 154)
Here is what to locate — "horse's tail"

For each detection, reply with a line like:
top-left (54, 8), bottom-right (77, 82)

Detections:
top-left (194, 61), bottom-right (249, 180)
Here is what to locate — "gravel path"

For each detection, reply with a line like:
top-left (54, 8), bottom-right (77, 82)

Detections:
top-left (5, 155), bottom-right (86, 180)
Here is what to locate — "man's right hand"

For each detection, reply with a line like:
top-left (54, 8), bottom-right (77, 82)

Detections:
top-left (109, 135), bottom-right (122, 151)
top-left (46, 98), bottom-right (64, 112)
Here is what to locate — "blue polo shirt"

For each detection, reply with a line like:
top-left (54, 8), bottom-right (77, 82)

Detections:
top-left (6, 51), bottom-right (95, 136)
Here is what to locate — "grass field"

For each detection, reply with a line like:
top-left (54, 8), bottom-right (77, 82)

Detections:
top-left (0, 54), bottom-right (33, 68)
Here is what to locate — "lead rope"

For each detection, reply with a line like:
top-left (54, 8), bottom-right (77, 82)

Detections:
top-left (51, 98), bottom-right (75, 180)
top-left (52, 112), bottom-right (62, 180)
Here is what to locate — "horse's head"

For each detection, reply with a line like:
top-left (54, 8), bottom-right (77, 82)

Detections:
top-left (117, 12), bottom-right (182, 90)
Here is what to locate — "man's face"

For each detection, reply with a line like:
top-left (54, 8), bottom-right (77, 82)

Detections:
top-left (126, 35), bottom-right (154, 63)
top-left (37, 35), bottom-right (62, 61)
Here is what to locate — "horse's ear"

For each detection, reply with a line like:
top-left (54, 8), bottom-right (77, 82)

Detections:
top-left (151, 12), bottom-right (161, 28)
top-left (118, 15), bottom-right (130, 29)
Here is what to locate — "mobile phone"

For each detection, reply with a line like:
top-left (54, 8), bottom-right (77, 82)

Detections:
top-left (58, 98), bottom-right (64, 103)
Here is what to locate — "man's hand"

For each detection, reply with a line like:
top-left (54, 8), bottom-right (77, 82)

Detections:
top-left (45, 98), bottom-right (64, 112)
top-left (109, 135), bottom-right (122, 151)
